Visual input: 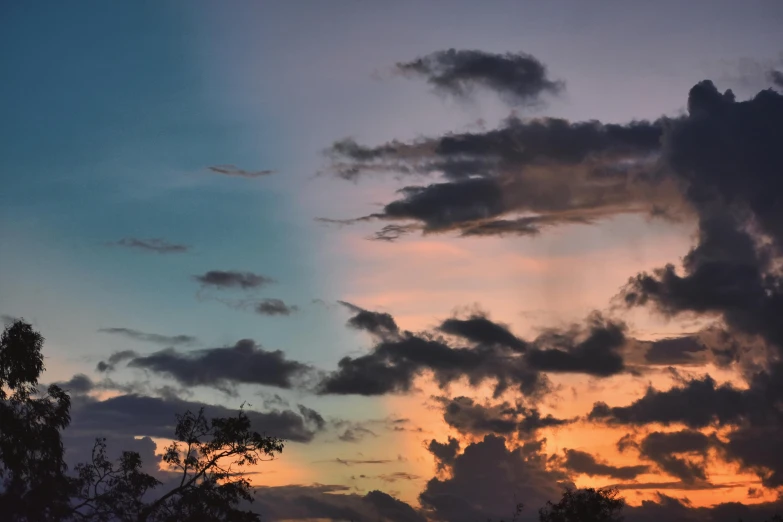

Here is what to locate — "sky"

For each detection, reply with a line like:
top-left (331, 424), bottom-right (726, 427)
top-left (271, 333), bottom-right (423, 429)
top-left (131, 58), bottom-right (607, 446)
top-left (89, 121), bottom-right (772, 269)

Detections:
top-left (2, 1), bottom-right (783, 520)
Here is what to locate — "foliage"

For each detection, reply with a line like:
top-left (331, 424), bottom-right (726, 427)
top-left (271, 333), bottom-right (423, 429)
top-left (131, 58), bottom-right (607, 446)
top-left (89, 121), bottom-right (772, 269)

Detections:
top-left (69, 407), bottom-right (284, 521)
top-left (0, 320), bottom-right (285, 521)
top-left (0, 319), bottom-right (72, 521)
top-left (538, 487), bottom-right (624, 522)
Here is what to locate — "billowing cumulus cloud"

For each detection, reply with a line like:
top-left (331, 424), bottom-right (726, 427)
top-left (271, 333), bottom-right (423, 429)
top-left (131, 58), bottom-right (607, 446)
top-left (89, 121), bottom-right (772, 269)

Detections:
top-left (193, 270), bottom-right (275, 290)
top-left (208, 164), bottom-right (276, 178)
top-left (98, 327), bottom-right (197, 346)
top-left (109, 237), bottom-right (190, 254)
top-left (420, 435), bottom-right (570, 522)
top-left (127, 339), bottom-right (312, 391)
top-left (396, 49), bottom-right (564, 105)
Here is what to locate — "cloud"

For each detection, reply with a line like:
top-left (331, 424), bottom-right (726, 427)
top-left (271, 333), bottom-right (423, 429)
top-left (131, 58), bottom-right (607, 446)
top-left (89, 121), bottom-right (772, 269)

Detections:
top-left (68, 392), bottom-right (320, 443)
top-left (437, 396), bottom-right (571, 438)
top-left (127, 339), bottom-right (312, 391)
top-left (396, 49), bottom-right (564, 105)
top-left (427, 437), bottom-right (460, 472)
top-left (338, 426), bottom-right (377, 443)
top-left (588, 375), bottom-right (747, 429)
top-left (438, 314), bottom-right (526, 351)
top-left (319, 307), bottom-right (631, 397)
top-left (207, 164), bottom-right (276, 178)
top-left (193, 270), bottom-right (275, 290)
top-left (109, 237), bottom-right (190, 254)
top-left (297, 404), bottom-right (326, 431)
top-left (339, 301), bottom-right (399, 337)
top-left (324, 113), bottom-right (671, 239)
top-left (525, 313), bottom-right (627, 376)
top-left (560, 449), bottom-right (649, 480)
top-left (328, 458), bottom-right (395, 466)
top-left (95, 350), bottom-right (139, 372)
top-left (420, 435), bottom-right (570, 522)
top-left (98, 327), bottom-right (197, 346)
top-left (770, 69), bottom-right (783, 88)
top-left (642, 336), bottom-right (708, 365)
top-left (253, 298), bottom-right (299, 316)
top-left (632, 430), bottom-right (715, 484)
top-left (252, 485), bottom-right (426, 522)
top-left (53, 373), bottom-right (97, 394)
top-left (622, 82), bottom-right (783, 351)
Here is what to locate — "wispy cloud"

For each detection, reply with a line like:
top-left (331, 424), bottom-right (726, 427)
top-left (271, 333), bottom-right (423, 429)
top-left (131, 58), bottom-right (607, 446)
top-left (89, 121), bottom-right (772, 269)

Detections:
top-left (208, 164), bottom-right (276, 178)
top-left (109, 237), bottom-right (190, 254)
top-left (98, 327), bottom-right (197, 346)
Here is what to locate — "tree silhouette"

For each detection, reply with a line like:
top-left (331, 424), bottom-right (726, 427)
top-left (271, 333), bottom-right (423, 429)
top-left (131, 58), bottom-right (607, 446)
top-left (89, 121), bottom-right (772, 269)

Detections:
top-left (0, 319), bottom-right (72, 521)
top-left (538, 487), bottom-right (624, 522)
top-left (70, 408), bottom-right (284, 521)
top-left (0, 320), bottom-right (285, 521)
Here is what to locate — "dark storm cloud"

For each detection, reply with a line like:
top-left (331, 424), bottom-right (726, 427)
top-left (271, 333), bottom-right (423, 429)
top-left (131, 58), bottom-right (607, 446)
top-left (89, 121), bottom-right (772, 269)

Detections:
top-left (254, 298), bottom-right (299, 316)
top-left (325, 114), bottom-right (671, 238)
top-left (439, 314), bottom-right (526, 351)
top-left (98, 327), bottom-right (197, 346)
top-left (192, 270), bottom-right (275, 290)
top-left (96, 349), bottom-right (139, 372)
top-left (127, 339), bottom-right (312, 390)
top-left (396, 49), bottom-right (564, 105)
top-left (339, 301), bottom-right (399, 338)
top-left (110, 237), bottom-right (190, 254)
top-left (68, 393), bottom-right (320, 443)
top-left (438, 396), bottom-right (571, 437)
top-left (420, 435), bottom-right (570, 522)
top-left (561, 449), bottom-right (649, 480)
top-left (207, 164), bottom-right (276, 178)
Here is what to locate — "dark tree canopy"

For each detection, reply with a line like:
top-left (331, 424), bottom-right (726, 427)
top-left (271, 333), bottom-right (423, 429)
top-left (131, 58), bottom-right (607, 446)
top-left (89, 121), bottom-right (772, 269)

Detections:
top-left (538, 488), bottom-right (624, 522)
top-left (0, 319), bottom-right (72, 521)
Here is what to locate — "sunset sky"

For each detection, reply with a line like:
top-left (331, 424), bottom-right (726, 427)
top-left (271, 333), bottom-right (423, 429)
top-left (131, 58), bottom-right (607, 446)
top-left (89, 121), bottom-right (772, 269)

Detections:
top-left (2, 2), bottom-right (783, 521)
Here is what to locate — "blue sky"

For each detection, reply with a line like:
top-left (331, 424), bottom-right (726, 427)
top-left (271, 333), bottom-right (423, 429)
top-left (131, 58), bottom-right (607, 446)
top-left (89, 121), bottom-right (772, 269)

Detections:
top-left (2, 2), bottom-right (783, 519)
